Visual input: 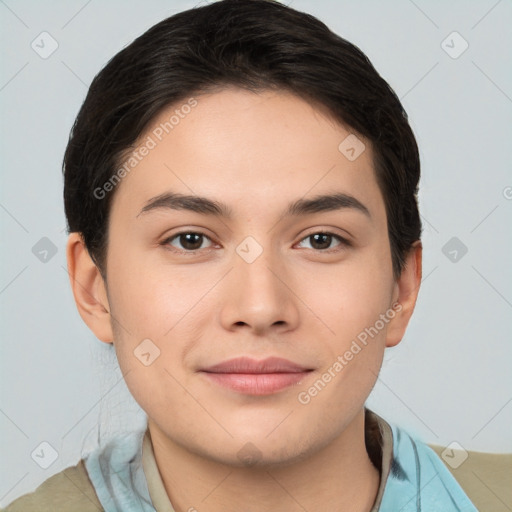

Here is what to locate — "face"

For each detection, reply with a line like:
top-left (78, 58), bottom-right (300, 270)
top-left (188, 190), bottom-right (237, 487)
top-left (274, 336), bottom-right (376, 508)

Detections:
top-left (87, 88), bottom-right (408, 466)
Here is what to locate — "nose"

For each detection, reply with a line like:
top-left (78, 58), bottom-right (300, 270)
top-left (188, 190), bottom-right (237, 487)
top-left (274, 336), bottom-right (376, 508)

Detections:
top-left (219, 243), bottom-right (301, 336)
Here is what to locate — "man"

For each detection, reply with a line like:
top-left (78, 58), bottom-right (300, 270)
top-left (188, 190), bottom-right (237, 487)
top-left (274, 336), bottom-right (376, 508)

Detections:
top-left (3, 1), bottom-right (480, 510)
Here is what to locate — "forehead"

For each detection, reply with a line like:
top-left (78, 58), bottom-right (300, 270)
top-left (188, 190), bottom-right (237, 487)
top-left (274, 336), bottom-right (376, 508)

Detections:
top-left (109, 87), bottom-right (384, 222)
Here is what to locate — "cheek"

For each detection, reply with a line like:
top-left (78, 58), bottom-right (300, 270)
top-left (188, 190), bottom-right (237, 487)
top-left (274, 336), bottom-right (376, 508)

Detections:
top-left (105, 253), bottom-right (209, 397)
top-left (296, 265), bottom-right (393, 420)
top-left (304, 253), bottom-right (394, 346)
top-left (107, 250), bottom-right (200, 337)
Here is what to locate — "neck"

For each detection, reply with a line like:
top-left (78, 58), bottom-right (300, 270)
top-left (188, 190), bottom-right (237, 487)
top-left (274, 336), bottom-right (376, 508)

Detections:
top-left (148, 408), bottom-right (381, 512)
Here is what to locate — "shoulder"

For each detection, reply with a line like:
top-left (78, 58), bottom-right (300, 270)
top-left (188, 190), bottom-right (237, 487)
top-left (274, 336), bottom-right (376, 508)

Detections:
top-left (1, 460), bottom-right (103, 512)
top-left (380, 424), bottom-right (479, 511)
top-left (428, 443), bottom-right (512, 512)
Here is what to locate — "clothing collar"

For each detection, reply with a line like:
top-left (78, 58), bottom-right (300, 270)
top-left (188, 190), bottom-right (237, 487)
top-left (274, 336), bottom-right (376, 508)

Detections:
top-left (85, 408), bottom-right (476, 511)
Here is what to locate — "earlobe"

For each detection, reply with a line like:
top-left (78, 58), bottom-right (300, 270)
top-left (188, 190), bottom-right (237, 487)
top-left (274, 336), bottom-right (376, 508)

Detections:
top-left (65, 233), bottom-right (114, 343)
top-left (385, 241), bottom-right (422, 348)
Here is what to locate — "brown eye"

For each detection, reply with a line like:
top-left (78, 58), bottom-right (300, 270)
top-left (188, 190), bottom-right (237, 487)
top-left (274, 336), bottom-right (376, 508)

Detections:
top-left (310, 233), bottom-right (333, 250)
top-left (164, 232), bottom-right (213, 252)
top-left (297, 232), bottom-right (349, 251)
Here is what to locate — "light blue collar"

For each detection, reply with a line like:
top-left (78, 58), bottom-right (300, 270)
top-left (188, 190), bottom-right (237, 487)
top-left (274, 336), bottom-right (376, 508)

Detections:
top-left (378, 422), bottom-right (477, 511)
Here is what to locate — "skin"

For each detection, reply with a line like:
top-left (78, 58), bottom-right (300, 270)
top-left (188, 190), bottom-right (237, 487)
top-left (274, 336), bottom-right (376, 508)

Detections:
top-left (67, 87), bottom-right (422, 512)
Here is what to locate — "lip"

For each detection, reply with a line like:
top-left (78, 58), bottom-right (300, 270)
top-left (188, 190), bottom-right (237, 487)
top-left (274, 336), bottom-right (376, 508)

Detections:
top-left (200, 357), bottom-right (313, 395)
top-left (202, 356), bottom-right (311, 374)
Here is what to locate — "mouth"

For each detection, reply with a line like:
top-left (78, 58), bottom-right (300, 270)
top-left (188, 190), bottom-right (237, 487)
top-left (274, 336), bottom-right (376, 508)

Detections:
top-left (199, 356), bottom-right (314, 395)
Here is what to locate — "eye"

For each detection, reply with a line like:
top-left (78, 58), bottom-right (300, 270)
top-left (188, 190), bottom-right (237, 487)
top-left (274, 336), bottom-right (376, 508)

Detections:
top-left (162, 231), bottom-right (214, 252)
top-left (296, 232), bottom-right (349, 251)
top-left (161, 230), bottom-right (350, 254)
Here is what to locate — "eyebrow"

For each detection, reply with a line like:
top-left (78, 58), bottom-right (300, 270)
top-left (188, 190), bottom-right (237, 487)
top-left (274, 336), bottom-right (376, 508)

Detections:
top-left (136, 191), bottom-right (371, 219)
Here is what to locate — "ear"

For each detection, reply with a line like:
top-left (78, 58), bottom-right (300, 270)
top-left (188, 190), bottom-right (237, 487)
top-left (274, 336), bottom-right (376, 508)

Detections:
top-left (65, 232), bottom-right (113, 343)
top-left (385, 241), bottom-right (422, 348)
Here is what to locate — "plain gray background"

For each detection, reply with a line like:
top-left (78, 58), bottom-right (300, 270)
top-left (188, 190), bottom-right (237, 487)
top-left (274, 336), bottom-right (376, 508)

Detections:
top-left (1, 0), bottom-right (511, 505)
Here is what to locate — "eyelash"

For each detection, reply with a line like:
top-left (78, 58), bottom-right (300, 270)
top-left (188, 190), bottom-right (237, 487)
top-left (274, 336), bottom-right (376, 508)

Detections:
top-left (160, 230), bottom-right (351, 254)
